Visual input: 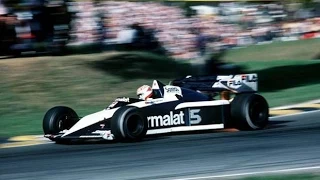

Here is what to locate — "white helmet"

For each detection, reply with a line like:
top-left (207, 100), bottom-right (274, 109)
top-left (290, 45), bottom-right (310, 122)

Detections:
top-left (137, 85), bottom-right (153, 100)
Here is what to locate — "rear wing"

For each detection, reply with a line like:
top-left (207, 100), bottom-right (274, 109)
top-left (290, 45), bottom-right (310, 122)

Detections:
top-left (171, 74), bottom-right (258, 93)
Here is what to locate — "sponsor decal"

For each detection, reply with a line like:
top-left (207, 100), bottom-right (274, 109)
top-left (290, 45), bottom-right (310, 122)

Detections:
top-left (241, 74), bottom-right (257, 82)
top-left (227, 79), bottom-right (242, 87)
top-left (227, 74), bottom-right (257, 88)
top-left (145, 98), bottom-right (163, 104)
top-left (164, 86), bottom-right (180, 93)
top-left (148, 111), bottom-right (185, 127)
top-left (116, 97), bottom-right (130, 102)
top-left (216, 74), bottom-right (258, 89)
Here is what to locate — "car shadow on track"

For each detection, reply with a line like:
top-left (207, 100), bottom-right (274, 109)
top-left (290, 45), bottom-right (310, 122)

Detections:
top-left (266, 120), bottom-right (293, 129)
top-left (53, 136), bottom-right (171, 145)
top-left (53, 120), bottom-right (293, 145)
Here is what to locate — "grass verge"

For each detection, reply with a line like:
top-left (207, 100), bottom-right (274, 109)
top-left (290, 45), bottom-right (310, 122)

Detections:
top-left (223, 38), bottom-right (320, 61)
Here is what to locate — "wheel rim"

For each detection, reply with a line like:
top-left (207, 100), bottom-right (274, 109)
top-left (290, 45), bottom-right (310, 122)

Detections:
top-left (56, 114), bottom-right (73, 131)
top-left (249, 100), bottom-right (268, 126)
top-left (126, 114), bottom-right (144, 137)
top-left (58, 119), bottom-right (64, 131)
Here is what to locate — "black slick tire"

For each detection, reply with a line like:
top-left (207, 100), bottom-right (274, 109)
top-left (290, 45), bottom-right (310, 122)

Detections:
top-left (111, 106), bottom-right (148, 142)
top-left (231, 93), bottom-right (269, 130)
top-left (43, 106), bottom-right (79, 142)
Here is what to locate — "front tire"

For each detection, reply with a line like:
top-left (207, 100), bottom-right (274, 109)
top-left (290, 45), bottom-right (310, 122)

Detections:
top-left (231, 93), bottom-right (269, 130)
top-left (111, 106), bottom-right (148, 142)
top-left (43, 106), bottom-right (79, 141)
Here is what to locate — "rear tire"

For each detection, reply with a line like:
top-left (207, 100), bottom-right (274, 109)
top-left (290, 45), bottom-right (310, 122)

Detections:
top-left (231, 93), bottom-right (269, 130)
top-left (43, 106), bottom-right (79, 142)
top-left (111, 106), bottom-right (148, 142)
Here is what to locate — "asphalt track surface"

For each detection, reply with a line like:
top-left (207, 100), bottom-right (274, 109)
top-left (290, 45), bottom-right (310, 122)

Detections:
top-left (1, 111), bottom-right (320, 180)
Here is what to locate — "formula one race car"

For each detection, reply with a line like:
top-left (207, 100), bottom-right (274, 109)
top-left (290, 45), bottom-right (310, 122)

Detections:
top-left (43, 74), bottom-right (269, 143)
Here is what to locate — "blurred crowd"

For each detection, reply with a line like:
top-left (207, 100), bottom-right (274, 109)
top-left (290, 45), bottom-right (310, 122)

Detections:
top-left (0, 0), bottom-right (320, 60)
top-left (0, 0), bottom-right (71, 55)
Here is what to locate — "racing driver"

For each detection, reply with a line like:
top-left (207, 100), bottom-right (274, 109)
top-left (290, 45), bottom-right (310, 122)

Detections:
top-left (137, 85), bottom-right (153, 100)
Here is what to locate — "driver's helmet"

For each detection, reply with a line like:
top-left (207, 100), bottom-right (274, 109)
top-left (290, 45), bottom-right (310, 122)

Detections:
top-left (137, 85), bottom-right (153, 100)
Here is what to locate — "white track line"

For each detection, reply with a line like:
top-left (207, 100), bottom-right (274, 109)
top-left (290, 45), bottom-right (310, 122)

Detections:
top-left (173, 166), bottom-right (320, 180)
top-left (271, 99), bottom-right (320, 110)
top-left (270, 109), bottom-right (320, 119)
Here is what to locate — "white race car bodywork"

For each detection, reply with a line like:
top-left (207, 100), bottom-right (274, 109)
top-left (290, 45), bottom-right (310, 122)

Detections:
top-left (62, 98), bottom-right (230, 140)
